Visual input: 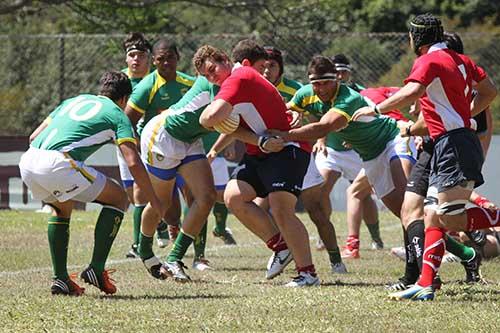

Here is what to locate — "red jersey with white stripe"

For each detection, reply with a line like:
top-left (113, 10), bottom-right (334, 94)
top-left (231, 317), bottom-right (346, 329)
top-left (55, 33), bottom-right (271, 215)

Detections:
top-left (404, 43), bottom-right (487, 139)
top-left (360, 87), bottom-right (408, 122)
top-left (215, 65), bottom-right (311, 155)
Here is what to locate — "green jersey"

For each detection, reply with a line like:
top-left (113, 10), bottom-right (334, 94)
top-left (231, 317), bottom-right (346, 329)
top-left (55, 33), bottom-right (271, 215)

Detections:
top-left (289, 84), bottom-right (349, 151)
top-left (276, 76), bottom-right (302, 103)
top-left (32, 94), bottom-right (136, 162)
top-left (164, 75), bottom-right (219, 144)
top-left (121, 67), bottom-right (152, 89)
top-left (128, 70), bottom-right (195, 134)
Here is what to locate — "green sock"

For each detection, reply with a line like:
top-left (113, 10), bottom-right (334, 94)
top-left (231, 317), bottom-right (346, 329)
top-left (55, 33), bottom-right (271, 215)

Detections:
top-left (90, 206), bottom-right (124, 274)
top-left (445, 235), bottom-right (475, 261)
top-left (183, 205), bottom-right (190, 221)
top-left (47, 217), bottom-right (71, 280)
top-left (328, 246), bottom-right (342, 264)
top-left (139, 232), bottom-right (155, 259)
top-left (133, 205), bottom-right (146, 246)
top-left (213, 202), bottom-right (228, 234)
top-left (167, 231), bottom-right (194, 263)
top-left (365, 220), bottom-right (382, 242)
top-left (194, 221), bottom-right (208, 259)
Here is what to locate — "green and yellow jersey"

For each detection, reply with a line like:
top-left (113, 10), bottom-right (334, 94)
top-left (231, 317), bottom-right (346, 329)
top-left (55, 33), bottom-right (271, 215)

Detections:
top-left (127, 69), bottom-right (195, 134)
top-left (32, 94), bottom-right (136, 162)
top-left (275, 76), bottom-right (302, 103)
top-left (121, 67), bottom-right (153, 89)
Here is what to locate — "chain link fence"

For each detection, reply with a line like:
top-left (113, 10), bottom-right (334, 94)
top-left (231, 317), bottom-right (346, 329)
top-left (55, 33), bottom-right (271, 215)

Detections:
top-left (1, 33), bottom-right (499, 135)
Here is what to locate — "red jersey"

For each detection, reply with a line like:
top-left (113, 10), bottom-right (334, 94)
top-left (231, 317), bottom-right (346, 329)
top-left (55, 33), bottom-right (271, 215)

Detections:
top-left (405, 43), bottom-right (487, 139)
top-left (360, 87), bottom-right (408, 122)
top-left (215, 65), bottom-right (311, 155)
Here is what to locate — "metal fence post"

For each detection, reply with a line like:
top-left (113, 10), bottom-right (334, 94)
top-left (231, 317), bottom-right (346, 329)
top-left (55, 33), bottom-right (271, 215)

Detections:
top-left (59, 35), bottom-right (65, 103)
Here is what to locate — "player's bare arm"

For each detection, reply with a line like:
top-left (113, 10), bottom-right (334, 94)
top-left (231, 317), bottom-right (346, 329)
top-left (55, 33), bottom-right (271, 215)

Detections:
top-left (29, 119), bottom-right (49, 143)
top-left (471, 77), bottom-right (497, 116)
top-left (119, 141), bottom-right (166, 217)
top-left (124, 104), bottom-right (144, 127)
top-left (200, 99), bottom-right (233, 128)
top-left (400, 112), bottom-right (428, 137)
top-left (352, 82), bottom-right (426, 121)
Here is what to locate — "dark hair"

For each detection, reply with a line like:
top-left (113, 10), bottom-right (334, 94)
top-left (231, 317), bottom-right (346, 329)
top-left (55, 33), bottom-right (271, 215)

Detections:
top-left (98, 71), bottom-right (132, 101)
top-left (331, 54), bottom-right (350, 66)
top-left (308, 55), bottom-right (336, 76)
top-left (409, 13), bottom-right (444, 54)
top-left (444, 31), bottom-right (464, 54)
top-left (232, 39), bottom-right (268, 64)
top-left (122, 32), bottom-right (152, 53)
top-left (153, 38), bottom-right (180, 59)
top-left (264, 46), bottom-right (284, 75)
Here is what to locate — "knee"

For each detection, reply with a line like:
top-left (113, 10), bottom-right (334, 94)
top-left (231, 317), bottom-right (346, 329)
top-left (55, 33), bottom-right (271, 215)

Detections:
top-left (114, 188), bottom-right (129, 212)
top-left (197, 188), bottom-right (217, 211)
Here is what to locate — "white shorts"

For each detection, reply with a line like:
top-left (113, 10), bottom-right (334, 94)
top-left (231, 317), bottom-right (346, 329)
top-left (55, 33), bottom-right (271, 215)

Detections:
top-left (211, 156), bottom-right (230, 190)
top-left (19, 147), bottom-right (106, 203)
top-left (116, 147), bottom-right (134, 188)
top-left (393, 127), bottom-right (417, 164)
top-left (302, 153), bottom-right (324, 190)
top-left (363, 135), bottom-right (414, 198)
top-left (141, 114), bottom-right (205, 180)
top-left (315, 147), bottom-right (363, 182)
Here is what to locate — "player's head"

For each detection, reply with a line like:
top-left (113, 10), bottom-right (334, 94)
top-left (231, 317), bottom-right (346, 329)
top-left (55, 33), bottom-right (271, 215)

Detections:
top-left (443, 31), bottom-right (464, 54)
top-left (152, 38), bottom-right (180, 78)
top-left (122, 32), bottom-right (151, 77)
top-left (308, 55), bottom-right (337, 102)
top-left (193, 45), bottom-right (232, 86)
top-left (99, 71), bottom-right (132, 107)
top-left (409, 13), bottom-right (444, 56)
top-left (331, 53), bottom-right (353, 83)
top-left (231, 39), bottom-right (268, 74)
top-left (263, 46), bottom-right (284, 85)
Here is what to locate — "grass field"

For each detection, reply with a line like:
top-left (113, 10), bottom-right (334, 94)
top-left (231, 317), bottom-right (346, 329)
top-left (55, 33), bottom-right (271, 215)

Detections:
top-left (0, 209), bottom-right (499, 332)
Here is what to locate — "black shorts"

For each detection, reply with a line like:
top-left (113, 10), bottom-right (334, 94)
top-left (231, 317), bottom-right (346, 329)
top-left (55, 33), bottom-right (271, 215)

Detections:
top-left (473, 110), bottom-right (488, 136)
top-left (232, 146), bottom-right (310, 198)
top-left (429, 128), bottom-right (484, 192)
top-left (406, 149), bottom-right (431, 197)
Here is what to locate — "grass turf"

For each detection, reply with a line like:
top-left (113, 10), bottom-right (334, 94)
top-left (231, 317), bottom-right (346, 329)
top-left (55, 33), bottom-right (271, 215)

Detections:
top-left (0, 210), bottom-right (498, 332)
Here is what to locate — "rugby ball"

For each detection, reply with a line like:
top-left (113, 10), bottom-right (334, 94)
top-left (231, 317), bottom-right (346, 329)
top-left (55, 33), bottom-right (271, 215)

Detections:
top-left (213, 113), bottom-right (240, 134)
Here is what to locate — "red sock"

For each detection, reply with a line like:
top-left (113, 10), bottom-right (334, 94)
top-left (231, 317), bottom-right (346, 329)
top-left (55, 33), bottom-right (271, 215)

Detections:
top-left (346, 235), bottom-right (360, 250)
top-left (266, 233), bottom-right (287, 252)
top-left (297, 264), bottom-right (316, 276)
top-left (419, 227), bottom-right (445, 287)
top-left (466, 207), bottom-right (499, 230)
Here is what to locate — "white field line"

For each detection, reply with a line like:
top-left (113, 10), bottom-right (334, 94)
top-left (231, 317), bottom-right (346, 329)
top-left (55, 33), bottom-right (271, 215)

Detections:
top-left (0, 222), bottom-right (402, 278)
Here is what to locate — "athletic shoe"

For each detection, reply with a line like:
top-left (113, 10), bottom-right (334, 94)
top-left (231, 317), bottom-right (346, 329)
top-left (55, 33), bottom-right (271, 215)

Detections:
top-left (316, 238), bottom-right (326, 251)
top-left (156, 222), bottom-right (170, 248)
top-left (142, 256), bottom-right (166, 280)
top-left (160, 261), bottom-right (191, 283)
top-left (125, 244), bottom-right (139, 259)
top-left (390, 247), bottom-right (406, 261)
top-left (462, 250), bottom-right (484, 284)
top-left (168, 225), bottom-right (180, 243)
top-left (80, 267), bottom-right (117, 295)
top-left (285, 272), bottom-right (320, 287)
top-left (371, 238), bottom-right (384, 250)
top-left (212, 228), bottom-right (237, 245)
top-left (192, 258), bottom-right (212, 271)
top-left (51, 277), bottom-right (85, 296)
top-left (266, 248), bottom-right (293, 279)
top-left (331, 262), bottom-right (348, 274)
top-left (341, 247), bottom-right (360, 259)
top-left (385, 277), bottom-right (415, 291)
top-left (388, 284), bottom-right (435, 301)
top-left (442, 252), bottom-right (460, 263)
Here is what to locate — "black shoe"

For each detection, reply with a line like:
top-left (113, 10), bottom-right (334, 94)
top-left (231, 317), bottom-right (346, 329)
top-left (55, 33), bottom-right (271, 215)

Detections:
top-left (213, 228), bottom-right (237, 245)
top-left (80, 266), bottom-right (117, 295)
top-left (51, 277), bottom-right (85, 296)
top-left (125, 244), bottom-right (139, 259)
top-left (462, 249), bottom-right (485, 284)
top-left (142, 256), bottom-right (166, 280)
top-left (385, 276), bottom-right (416, 291)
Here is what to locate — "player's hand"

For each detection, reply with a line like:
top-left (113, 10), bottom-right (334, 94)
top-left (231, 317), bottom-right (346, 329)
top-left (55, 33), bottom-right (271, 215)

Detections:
top-left (312, 140), bottom-right (327, 157)
top-left (287, 110), bottom-right (303, 128)
top-left (352, 106), bottom-right (376, 121)
top-left (342, 141), bottom-right (352, 149)
top-left (266, 129), bottom-right (288, 140)
top-left (261, 136), bottom-right (285, 153)
top-left (414, 136), bottom-right (423, 151)
top-left (399, 123), bottom-right (412, 138)
top-left (206, 149), bottom-right (217, 164)
top-left (223, 144), bottom-right (236, 161)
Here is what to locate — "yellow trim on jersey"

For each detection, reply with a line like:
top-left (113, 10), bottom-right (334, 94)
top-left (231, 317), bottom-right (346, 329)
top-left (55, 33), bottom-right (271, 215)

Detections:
top-left (146, 113), bottom-right (168, 165)
top-left (302, 95), bottom-right (321, 108)
top-left (115, 137), bottom-right (137, 146)
top-left (127, 100), bottom-right (145, 115)
top-left (44, 117), bottom-right (52, 125)
top-left (276, 80), bottom-right (298, 97)
top-left (149, 71), bottom-right (167, 104)
top-left (331, 107), bottom-right (351, 122)
top-left (175, 74), bottom-right (195, 87)
top-left (64, 153), bottom-right (95, 183)
top-left (288, 101), bottom-right (305, 113)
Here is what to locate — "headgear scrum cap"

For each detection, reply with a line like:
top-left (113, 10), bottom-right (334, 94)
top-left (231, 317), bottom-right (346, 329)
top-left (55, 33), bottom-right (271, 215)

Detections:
top-left (409, 13), bottom-right (444, 54)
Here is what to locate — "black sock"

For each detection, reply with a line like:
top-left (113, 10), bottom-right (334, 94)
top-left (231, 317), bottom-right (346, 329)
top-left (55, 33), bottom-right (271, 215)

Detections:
top-left (407, 220), bottom-right (425, 273)
top-left (402, 227), bottom-right (419, 284)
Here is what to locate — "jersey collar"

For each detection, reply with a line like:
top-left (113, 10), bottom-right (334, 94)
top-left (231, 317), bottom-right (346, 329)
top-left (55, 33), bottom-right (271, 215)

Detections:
top-left (427, 42), bottom-right (448, 54)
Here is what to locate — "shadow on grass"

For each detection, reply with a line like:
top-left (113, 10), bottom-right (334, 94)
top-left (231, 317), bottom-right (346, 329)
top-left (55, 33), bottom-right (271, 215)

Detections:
top-left (221, 267), bottom-right (263, 272)
top-left (320, 281), bottom-right (388, 288)
top-left (94, 294), bottom-right (234, 301)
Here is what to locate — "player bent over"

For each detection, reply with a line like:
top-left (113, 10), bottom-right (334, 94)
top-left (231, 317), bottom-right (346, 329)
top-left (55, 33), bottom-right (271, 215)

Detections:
top-left (19, 72), bottom-right (165, 296)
